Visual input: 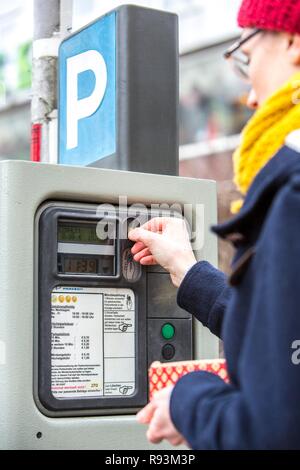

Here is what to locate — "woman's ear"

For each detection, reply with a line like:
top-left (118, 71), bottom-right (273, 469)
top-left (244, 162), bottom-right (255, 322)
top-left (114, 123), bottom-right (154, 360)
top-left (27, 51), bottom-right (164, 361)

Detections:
top-left (287, 34), bottom-right (300, 65)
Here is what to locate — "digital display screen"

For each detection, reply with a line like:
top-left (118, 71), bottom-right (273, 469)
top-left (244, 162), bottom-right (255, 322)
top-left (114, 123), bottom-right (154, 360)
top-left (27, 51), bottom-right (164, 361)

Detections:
top-left (64, 257), bottom-right (98, 274)
top-left (58, 221), bottom-right (115, 245)
top-left (58, 255), bottom-right (115, 276)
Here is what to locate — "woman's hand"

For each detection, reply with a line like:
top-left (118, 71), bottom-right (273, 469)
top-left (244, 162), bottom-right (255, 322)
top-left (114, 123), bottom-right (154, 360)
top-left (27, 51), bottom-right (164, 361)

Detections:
top-left (136, 386), bottom-right (188, 447)
top-left (128, 217), bottom-right (197, 288)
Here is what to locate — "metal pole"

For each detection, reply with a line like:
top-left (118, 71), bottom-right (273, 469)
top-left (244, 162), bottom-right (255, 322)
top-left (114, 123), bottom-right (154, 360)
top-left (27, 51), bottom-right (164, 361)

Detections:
top-left (60, 0), bottom-right (73, 37)
top-left (34, 0), bottom-right (60, 40)
top-left (31, 0), bottom-right (61, 163)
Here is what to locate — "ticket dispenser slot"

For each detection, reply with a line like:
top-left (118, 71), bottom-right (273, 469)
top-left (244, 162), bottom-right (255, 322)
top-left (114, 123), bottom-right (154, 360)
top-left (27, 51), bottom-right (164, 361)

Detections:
top-left (37, 202), bottom-right (192, 417)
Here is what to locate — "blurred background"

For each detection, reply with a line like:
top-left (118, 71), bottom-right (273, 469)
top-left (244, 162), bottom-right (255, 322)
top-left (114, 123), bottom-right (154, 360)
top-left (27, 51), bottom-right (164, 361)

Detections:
top-left (0, 0), bottom-right (252, 272)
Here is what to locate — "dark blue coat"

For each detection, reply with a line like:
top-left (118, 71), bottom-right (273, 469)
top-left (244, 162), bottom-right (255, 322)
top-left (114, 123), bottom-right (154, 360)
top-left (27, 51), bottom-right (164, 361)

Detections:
top-left (170, 144), bottom-right (300, 449)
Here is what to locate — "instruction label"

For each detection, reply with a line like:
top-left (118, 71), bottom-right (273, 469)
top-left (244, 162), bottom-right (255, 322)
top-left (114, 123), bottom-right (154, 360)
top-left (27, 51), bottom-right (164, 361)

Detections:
top-left (51, 287), bottom-right (135, 399)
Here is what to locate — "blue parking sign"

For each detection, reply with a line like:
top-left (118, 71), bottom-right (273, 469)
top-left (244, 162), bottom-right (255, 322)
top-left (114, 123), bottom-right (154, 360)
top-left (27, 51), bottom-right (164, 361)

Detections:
top-left (59, 12), bottom-right (116, 166)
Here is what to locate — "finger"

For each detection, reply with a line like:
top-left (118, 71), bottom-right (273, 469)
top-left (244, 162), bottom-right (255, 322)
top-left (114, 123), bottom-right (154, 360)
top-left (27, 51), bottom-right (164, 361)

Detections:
top-left (130, 217), bottom-right (185, 239)
top-left (136, 402), bottom-right (156, 424)
top-left (130, 241), bottom-right (146, 255)
top-left (133, 247), bottom-right (152, 262)
top-left (139, 255), bottom-right (156, 265)
top-left (141, 216), bottom-right (185, 233)
top-left (128, 227), bottom-right (160, 247)
top-left (146, 409), bottom-right (168, 444)
top-left (146, 426), bottom-right (163, 444)
top-left (168, 436), bottom-right (185, 447)
top-left (138, 217), bottom-right (168, 233)
top-left (128, 228), bottom-right (150, 242)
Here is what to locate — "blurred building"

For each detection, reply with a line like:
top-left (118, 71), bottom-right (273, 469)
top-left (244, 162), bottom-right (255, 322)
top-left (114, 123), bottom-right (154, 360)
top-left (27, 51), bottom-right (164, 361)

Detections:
top-left (0, 0), bottom-right (250, 271)
top-left (0, 1), bottom-right (32, 161)
top-left (177, 33), bottom-right (252, 272)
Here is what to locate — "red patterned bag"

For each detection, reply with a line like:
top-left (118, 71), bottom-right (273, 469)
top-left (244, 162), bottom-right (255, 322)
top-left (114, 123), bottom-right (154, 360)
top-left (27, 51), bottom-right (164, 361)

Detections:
top-left (149, 358), bottom-right (229, 400)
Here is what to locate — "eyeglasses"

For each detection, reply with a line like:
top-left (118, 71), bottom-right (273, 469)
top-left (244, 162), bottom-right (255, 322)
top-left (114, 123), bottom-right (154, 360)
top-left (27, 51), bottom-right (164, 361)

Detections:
top-left (223, 29), bottom-right (262, 82)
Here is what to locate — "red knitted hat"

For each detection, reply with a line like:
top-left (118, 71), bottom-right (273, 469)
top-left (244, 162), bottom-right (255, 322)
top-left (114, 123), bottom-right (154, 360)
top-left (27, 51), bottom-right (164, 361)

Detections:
top-left (238, 0), bottom-right (300, 34)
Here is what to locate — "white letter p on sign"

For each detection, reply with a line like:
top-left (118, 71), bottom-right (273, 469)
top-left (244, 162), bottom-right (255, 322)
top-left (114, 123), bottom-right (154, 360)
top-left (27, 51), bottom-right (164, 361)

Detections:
top-left (66, 50), bottom-right (107, 150)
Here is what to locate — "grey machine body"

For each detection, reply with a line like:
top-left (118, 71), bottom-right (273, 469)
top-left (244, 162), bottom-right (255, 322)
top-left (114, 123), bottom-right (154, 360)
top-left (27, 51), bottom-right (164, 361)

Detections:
top-left (0, 160), bottom-right (219, 449)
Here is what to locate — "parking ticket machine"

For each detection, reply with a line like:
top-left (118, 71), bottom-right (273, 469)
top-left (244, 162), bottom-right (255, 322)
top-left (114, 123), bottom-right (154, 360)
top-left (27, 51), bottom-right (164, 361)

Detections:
top-left (0, 161), bottom-right (219, 449)
top-left (37, 201), bottom-right (193, 416)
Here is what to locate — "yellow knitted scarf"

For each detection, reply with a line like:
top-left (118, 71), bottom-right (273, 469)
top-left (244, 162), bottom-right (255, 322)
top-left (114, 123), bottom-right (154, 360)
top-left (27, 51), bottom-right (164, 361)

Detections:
top-left (232, 72), bottom-right (300, 214)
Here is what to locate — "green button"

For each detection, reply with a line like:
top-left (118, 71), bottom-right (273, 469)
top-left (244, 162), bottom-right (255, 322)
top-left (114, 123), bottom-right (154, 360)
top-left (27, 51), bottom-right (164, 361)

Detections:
top-left (161, 323), bottom-right (175, 340)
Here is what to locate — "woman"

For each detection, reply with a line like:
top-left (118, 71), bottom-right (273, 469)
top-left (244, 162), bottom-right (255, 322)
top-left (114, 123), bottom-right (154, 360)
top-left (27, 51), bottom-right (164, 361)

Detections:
top-left (128, 0), bottom-right (300, 450)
